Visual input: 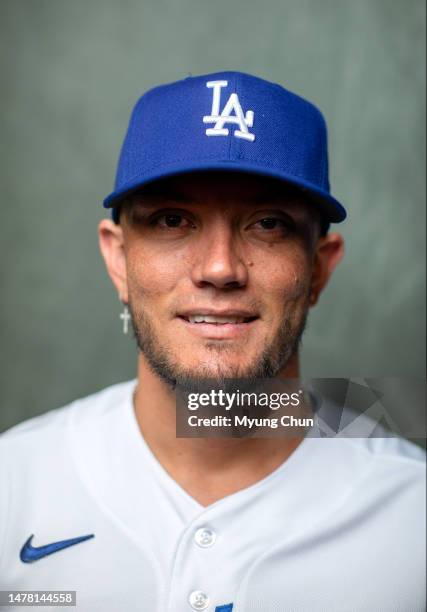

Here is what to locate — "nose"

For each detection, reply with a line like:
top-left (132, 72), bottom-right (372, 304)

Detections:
top-left (191, 223), bottom-right (249, 289)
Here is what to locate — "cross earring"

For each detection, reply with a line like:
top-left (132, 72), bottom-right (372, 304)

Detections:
top-left (120, 304), bottom-right (131, 335)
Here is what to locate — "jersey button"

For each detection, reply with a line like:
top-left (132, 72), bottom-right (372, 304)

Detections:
top-left (194, 527), bottom-right (216, 548)
top-left (188, 590), bottom-right (209, 610)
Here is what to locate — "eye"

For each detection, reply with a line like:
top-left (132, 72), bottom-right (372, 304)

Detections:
top-left (161, 214), bottom-right (184, 228)
top-left (258, 218), bottom-right (281, 230)
top-left (150, 213), bottom-right (194, 229)
top-left (251, 216), bottom-right (295, 231)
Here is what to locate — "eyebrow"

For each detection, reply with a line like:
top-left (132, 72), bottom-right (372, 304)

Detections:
top-left (131, 188), bottom-right (302, 208)
top-left (132, 188), bottom-right (195, 204)
top-left (249, 190), bottom-right (302, 205)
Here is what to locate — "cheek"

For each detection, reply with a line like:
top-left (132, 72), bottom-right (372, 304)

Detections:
top-left (125, 246), bottom-right (183, 297)
top-left (252, 249), bottom-right (311, 303)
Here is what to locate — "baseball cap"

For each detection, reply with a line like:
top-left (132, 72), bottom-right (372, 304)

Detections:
top-left (103, 71), bottom-right (347, 226)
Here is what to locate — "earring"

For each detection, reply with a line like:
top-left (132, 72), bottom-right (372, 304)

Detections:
top-left (119, 303), bottom-right (131, 334)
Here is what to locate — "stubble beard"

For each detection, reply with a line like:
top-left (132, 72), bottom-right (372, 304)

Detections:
top-left (128, 294), bottom-right (310, 392)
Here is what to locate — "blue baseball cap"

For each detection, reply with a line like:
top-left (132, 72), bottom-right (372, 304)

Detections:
top-left (103, 71), bottom-right (347, 225)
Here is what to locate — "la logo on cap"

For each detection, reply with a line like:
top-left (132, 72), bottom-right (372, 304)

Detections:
top-left (203, 80), bottom-right (255, 142)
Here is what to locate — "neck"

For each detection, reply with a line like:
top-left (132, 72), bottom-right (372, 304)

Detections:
top-left (132, 352), bottom-right (304, 506)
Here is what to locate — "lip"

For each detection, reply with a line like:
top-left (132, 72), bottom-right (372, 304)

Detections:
top-left (178, 308), bottom-right (258, 319)
top-left (176, 312), bottom-right (259, 340)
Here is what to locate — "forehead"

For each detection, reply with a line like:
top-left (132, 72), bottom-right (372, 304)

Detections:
top-left (131, 170), bottom-right (314, 213)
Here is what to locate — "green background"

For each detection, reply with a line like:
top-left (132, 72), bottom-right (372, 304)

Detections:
top-left (0, 0), bottom-right (425, 433)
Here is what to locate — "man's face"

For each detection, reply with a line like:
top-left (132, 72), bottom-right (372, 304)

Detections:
top-left (119, 172), bottom-right (321, 387)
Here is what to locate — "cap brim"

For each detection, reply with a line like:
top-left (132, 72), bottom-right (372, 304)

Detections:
top-left (103, 160), bottom-right (347, 223)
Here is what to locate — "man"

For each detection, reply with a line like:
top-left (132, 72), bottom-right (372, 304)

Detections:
top-left (0, 71), bottom-right (425, 611)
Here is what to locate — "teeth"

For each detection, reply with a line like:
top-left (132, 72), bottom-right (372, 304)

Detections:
top-left (188, 315), bottom-right (245, 324)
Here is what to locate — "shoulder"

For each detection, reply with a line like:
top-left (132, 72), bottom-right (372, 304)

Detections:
top-left (318, 419), bottom-right (426, 486)
top-left (0, 380), bottom-right (138, 578)
top-left (325, 435), bottom-right (426, 525)
top-left (341, 435), bottom-right (426, 501)
top-left (0, 379), bottom-right (137, 454)
top-left (310, 399), bottom-right (425, 473)
top-left (304, 407), bottom-right (425, 525)
top-left (343, 434), bottom-right (426, 465)
top-left (0, 379), bottom-right (137, 496)
top-left (0, 379), bottom-right (138, 489)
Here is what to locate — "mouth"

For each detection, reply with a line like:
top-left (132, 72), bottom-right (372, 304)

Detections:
top-left (180, 314), bottom-right (258, 324)
top-left (176, 311), bottom-right (260, 339)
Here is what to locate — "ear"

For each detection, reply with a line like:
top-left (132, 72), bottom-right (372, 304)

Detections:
top-left (309, 232), bottom-right (345, 306)
top-left (98, 218), bottom-right (128, 303)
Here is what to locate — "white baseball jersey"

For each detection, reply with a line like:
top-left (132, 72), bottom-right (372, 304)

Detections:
top-left (0, 380), bottom-right (425, 611)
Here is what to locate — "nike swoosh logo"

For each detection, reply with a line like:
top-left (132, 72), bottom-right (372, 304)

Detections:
top-left (20, 533), bottom-right (95, 563)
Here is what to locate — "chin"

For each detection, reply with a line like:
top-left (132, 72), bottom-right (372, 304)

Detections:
top-left (176, 356), bottom-right (262, 381)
